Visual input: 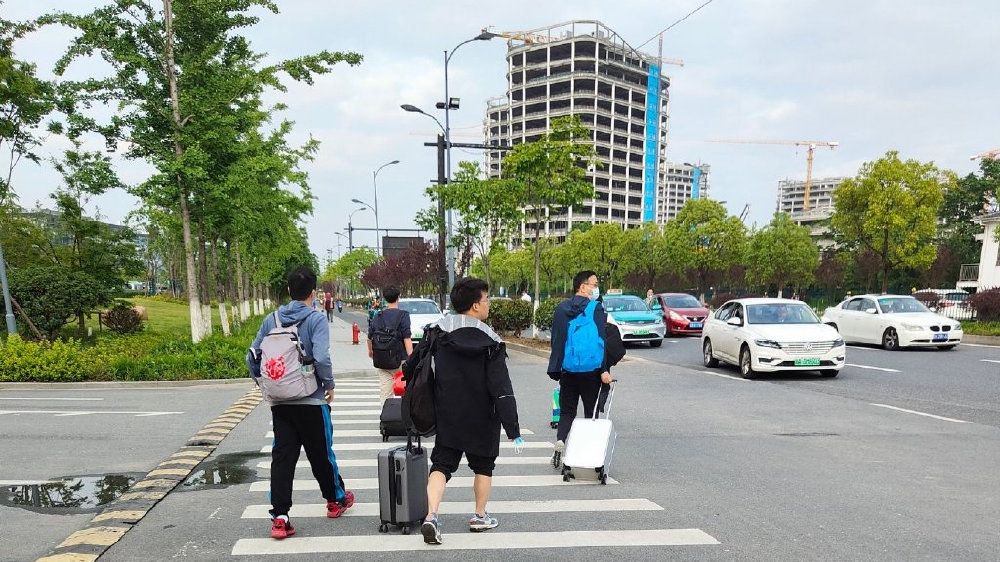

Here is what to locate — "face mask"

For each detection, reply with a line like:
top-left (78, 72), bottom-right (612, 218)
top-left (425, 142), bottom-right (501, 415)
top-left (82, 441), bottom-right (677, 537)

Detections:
top-left (590, 287), bottom-right (600, 300)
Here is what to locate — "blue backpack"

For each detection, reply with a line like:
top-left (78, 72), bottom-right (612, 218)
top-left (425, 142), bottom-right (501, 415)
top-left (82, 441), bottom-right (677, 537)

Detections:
top-left (562, 300), bottom-right (605, 373)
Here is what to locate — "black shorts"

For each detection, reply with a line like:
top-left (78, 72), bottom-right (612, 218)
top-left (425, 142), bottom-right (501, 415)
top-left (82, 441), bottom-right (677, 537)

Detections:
top-left (430, 444), bottom-right (496, 479)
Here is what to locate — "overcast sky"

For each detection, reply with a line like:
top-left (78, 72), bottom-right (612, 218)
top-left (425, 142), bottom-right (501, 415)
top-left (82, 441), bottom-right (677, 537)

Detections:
top-left (6, 0), bottom-right (1000, 263)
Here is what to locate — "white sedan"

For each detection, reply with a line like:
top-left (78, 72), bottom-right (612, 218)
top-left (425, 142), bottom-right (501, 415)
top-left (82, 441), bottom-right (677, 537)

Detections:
top-left (821, 294), bottom-right (963, 351)
top-left (396, 298), bottom-right (445, 342)
top-left (702, 298), bottom-right (845, 379)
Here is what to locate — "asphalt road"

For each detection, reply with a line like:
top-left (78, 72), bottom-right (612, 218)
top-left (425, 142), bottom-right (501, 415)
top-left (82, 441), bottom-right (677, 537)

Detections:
top-left (625, 335), bottom-right (1000, 428)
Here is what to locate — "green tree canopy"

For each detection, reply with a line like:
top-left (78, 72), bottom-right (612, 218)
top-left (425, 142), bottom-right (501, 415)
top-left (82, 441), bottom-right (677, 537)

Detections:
top-left (664, 199), bottom-right (748, 300)
top-left (746, 213), bottom-right (819, 295)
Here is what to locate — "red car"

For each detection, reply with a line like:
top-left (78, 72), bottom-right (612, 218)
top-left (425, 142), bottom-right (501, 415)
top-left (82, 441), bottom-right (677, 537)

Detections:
top-left (652, 293), bottom-right (710, 336)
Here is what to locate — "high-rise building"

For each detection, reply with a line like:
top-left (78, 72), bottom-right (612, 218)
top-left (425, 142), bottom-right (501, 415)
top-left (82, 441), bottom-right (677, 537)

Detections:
top-left (484, 20), bottom-right (694, 242)
top-left (658, 162), bottom-right (709, 223)
top-left (776, 177), bottom-right (845, 249)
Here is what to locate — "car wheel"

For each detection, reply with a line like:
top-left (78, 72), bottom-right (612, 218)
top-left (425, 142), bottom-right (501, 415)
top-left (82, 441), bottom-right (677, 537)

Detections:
top-left (739, 345), bottom-right (757, 379)
top-left (820, 369), bottom-right (839, 378)
top-left (649, 339), bottom-right (663, 348)
top-left (937, 344), bottom-right (957, 351)
top-left (882, 328), bottom-right (900, 351)
top-left (702, 339), bottom-right (719, 367)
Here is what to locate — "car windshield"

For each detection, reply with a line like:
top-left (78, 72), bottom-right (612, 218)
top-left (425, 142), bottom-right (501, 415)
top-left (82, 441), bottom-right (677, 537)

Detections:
top-left (398, 301), bottom-right (441, 315)
top-left (603, 296), bottom-right (650, 313)
top-left (665, 295), bottom-right (701, 308)
top-left (746, 303), bottom-right (819, 325)
top-left (944, 292), bottom-right (968, 303)
top-left (878, 298), bottom-right (928, 314)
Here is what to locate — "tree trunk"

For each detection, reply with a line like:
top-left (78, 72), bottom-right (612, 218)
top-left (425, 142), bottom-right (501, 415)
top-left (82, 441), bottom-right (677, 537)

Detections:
top-left (163, 0), bottom-right (203, 342)
top-left (233, 240), bottom-right (250, 320)
top-left (881, 231), bottom-right (890, 294)
top-left (211, 236), bottom-right (230, 336)
top-left (531, 207), bottom-right (542, 336)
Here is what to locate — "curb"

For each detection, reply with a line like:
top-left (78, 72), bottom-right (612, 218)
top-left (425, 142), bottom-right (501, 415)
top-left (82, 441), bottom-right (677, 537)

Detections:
top-left (963, 334), bottom-right (1000, 347)
top-left (35, 388), bottom-right (264, 562)
top-left (0, 378), bottom-right (253, 390)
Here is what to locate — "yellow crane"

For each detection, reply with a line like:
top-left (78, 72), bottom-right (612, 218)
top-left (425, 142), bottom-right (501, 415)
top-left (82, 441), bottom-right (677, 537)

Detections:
top-left (971, 148), bottom-right (1000, 161)
top-left (708, 139), bottom-right (839, 212)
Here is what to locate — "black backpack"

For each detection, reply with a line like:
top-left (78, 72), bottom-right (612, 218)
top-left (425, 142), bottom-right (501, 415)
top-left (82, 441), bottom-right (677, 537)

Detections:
top-left (401, 326), bottom-right (439, 437)
top-left (371, 311), bottom-right (403, 369)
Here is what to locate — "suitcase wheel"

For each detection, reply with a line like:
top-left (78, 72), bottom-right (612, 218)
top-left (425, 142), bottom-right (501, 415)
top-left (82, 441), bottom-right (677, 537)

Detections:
top-left (599, 472), bottom-right (608, 485)
top-left (401, 525), bottom-right (411, 535)
top-left (379, 523), bottom-right (388, 533)
top-left (563, 473), bottom-right (571, 482)
top-left (381, 432), bottom-right (388, 442)
top-left (550, 421), bottom-right (558, 429)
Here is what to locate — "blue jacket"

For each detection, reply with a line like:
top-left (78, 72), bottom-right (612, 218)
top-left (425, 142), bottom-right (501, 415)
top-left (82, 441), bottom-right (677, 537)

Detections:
top-left (247, 300), bottom-right (333, 405)
top-left (547, 295), bottom-right (608, 377)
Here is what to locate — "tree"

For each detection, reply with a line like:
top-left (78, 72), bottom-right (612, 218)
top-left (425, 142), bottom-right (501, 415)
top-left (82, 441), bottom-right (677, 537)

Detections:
top-left (664, 199), bottom-right (748, 302)
top-left (815, 249), bottom-right (847, 300)
top-left (939, 158), bottom-right (1000, 267)
top-left (617, 223), bottom-right (669, 292)
top-left (746, 213), bottom-right (819, 296)
top-left (360, 241), bottom-right (439, 296)
top-left (562, 223), bottom-right (626, 288)
top-left (10, 265), bottom-right (109, 339)
top-left (324, 247), bottom-right (379, 296)
top-left (502, 116), bottom-right (597, 322)
top-left (432, 160), bottom-right (524, 288)
top-left (831, 151), bottom-right (953, 293)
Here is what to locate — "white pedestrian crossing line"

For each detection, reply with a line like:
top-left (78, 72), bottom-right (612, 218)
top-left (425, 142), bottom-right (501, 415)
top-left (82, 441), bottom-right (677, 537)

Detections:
top-left (331, 410), bottom-right (381, 416)
top-left (333, 382), bottom-right (379, 387)
top-left (264, 429), bottom-right (534, 438)
top-left (270, 419), bottom-right (379, 425)
top-left (232, 529), bottom-right (719, 554)
top-left (332, 401), bottom-right (382, 407)
top-left (260, 441), bottom-right (552, 453)
top-left (257, 456), bottom-right (554, 469)
top-left (981, 359), bottom-right (1000, 364)
top-left (0, 409), bottom-right (183, 417)
top-left (249, 474), bottom-right (617, 492)
top-left (241, 498), bottom-right (663, 519)
top-left (0, 397), bottom-right (104, 401)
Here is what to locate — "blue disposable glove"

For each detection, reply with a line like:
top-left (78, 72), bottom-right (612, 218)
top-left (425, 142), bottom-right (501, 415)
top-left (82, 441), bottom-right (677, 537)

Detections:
top-left (512, 437), bottom-right (525, 454)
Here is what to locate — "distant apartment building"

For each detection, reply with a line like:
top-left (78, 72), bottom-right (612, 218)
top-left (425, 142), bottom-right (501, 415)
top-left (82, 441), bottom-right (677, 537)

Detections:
top-left (657, 162), bottom-right (709, 223)
top-left (484, 20), bottom-right (703, 242)
top-left (775, 177), bottom-right (845, 249)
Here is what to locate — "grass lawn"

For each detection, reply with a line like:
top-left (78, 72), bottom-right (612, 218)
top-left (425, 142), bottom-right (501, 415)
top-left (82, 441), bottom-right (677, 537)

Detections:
top-left (963, 321), bottom-right (1000, 337)
top-left (127, 297), bottom-right (226, 334)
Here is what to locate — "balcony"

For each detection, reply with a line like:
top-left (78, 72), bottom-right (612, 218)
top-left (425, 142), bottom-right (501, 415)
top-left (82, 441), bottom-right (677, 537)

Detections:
top-left (958, 264), bottom-right (980, 287)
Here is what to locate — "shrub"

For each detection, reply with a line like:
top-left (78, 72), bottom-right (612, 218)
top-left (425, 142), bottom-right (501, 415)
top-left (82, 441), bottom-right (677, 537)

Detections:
top-left (10, 266), bottom-right (111, 339)
top-left (104, 302), bottom-right (144, 334)
top-left (0, 336), bottom-right (93, 382)
top-left (969, 288), bottom-right (1000, 321)
top-left (912, 291), bottom-right (941, 309)
top-left (534, 297), bottom-right (567, 332)
top-left (487, 299), bottom-right (532, 335)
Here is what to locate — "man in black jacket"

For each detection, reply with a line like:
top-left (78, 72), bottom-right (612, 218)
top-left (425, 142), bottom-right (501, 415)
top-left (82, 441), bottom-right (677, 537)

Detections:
top-left (415, 277), bottom-right (523, 545)
top-left (547, 270), bottom-right (612, 456)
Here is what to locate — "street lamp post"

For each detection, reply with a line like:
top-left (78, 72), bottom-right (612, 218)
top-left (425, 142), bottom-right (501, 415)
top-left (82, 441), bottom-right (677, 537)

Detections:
top-left (372, 160), bottom-right (400, 256)
top-left (334, 232), bottom-right (347, 259)
top-left (351, 198), bottom-right (377, 251)
top-left (347, 206), bottom-right (368, 251)
top-left (0, 243), bottom-right (16, 335)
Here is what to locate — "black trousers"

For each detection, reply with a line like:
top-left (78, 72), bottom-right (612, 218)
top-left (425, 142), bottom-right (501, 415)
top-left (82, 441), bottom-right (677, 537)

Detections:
top-left (270, 404), bottom-right (346, 517)
top-left (556, 372), bottom-right (604, 442)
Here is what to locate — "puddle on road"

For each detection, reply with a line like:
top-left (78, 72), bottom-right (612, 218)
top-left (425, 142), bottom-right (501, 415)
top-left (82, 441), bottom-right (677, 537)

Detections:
top-left (179, 451), bottom-right (266, 490)
top-left (1, 473), bottom-right (142, 515)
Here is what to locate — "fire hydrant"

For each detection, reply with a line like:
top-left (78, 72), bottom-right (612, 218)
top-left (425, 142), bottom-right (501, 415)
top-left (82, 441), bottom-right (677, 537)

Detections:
top-left (351, 322), bottom-right (360, 345)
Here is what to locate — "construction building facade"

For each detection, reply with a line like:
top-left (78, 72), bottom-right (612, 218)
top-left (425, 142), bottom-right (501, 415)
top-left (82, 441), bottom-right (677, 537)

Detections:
top-left (483, 20), bottom-right (701, 242)
top-left (776, 176), bottom-right (845, 249)
top-left (658, 162), bottom-right (710, 223)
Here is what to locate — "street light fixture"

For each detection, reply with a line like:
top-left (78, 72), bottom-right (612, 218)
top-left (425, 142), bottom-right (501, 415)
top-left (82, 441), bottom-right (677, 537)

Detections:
top-left (347, 206), bottom-right (368, 251)
top-left (372, 160), bottom-right (400, 256)
top-left (351, 198), bottom-right (377, 251)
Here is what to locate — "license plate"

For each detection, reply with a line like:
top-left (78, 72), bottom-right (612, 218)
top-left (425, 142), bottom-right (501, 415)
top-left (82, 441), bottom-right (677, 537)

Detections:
top-left (794, 358), bottom-right (821, 366)
top-left (932, 333), bottom-right (947, 342)
top-left (634, 329), bottom-right (650, 336)
top-left (689, 322), bottom-right (702, 329)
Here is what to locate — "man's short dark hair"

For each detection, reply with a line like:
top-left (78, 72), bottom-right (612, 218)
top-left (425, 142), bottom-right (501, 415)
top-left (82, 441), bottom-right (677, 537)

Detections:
top-left (383, 287), bottom-right (400, 303)
top-left (287, 267), bottom-right (317, 300)
top-left (451, 277), bottom-right (489, 314)
top-left (573, 270), bottom-right (598, 292)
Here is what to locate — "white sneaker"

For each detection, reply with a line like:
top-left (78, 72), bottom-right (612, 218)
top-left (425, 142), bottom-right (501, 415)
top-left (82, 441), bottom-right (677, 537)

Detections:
top-left (554, 440), bottom-right (566, 453)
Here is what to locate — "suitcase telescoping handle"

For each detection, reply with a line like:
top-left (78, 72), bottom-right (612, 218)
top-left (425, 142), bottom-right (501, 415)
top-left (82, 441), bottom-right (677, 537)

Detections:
top-left (591, 379), bottom-right (617, 421)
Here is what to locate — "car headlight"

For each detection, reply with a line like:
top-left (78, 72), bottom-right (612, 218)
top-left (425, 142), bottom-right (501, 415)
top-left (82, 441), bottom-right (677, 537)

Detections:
top-left (953, 321), bottom-right (962, 330)
top-left (901, 323), bottom-right (922, 331)
top-left (754, 339), bottom-right (782, 349)
top-left (833, 338), bottom-right (845, 347)
top-left (669, 311), bottom-right (684, 321)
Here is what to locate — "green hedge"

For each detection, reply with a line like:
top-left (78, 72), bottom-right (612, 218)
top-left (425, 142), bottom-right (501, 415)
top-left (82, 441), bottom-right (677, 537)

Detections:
top-left (487, 299), bottom-right (532, 335)
top-left (535, 297), bottom-right (567, 332)
top-left (0, 317), bottom-right (263, 382)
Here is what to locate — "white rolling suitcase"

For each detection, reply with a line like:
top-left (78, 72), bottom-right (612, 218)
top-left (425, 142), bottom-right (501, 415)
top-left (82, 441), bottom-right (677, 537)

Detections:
top-left (562, 382), bottom-right (616, 485)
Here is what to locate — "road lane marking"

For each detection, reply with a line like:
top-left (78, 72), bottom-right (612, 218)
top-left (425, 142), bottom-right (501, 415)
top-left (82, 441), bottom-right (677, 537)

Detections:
top-left (232, 529), bottom-right (718, 554)
top-left (699, 370), bottom-right (751, 382)
top-left (847, 363), bottom-right (900, 373)
top-left (980, 359), bottom-right (1000, 364)
top-left (0, 397), bottom-right (104, 401)
top-left (0, 410), bottom-right (183, 416)
top-left (264, 428), bottom-right (534, 439)
top-left (257, 456), bottom-right (554, 470)
top-left (260, 441), bottom-right (552, 453)
top-left (0, 479), bottom-right (61, 485)
top-left (241, 498), bottom-right (662, 519)
top-left (331, 409), bottom-right (381, 416)
top-left (249, 474), bottom-right (616, 492)
top-left (329, 401), bottom-right (381, 406)
top-left (870, 403), bottom-right (970, 423)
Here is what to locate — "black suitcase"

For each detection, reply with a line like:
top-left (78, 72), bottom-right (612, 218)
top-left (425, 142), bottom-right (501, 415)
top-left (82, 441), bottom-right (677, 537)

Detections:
top-left (380, 397), bottom-right (407, 441)
top-left (377, 436), bottom-right (428, 535)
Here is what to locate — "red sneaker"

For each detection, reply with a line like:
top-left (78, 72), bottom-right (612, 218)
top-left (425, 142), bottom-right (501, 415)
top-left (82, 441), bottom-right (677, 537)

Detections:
top-left (271, 517), bottom-right (295, 539)
top-left (327, 491), bottom-right (355, 518)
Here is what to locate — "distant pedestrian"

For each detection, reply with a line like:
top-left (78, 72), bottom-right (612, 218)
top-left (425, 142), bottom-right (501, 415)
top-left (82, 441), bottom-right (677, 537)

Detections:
top-left (547, 270), bottom-right (611, 458)
top-left (410, 277), bottom-right (523, 545)
top-left (645, 288), bottom-right (655, 307)
top-left (323, 292), bottom-right (335, 322)
top-left (247, 267), bottom-right (354, 540)
top-left (368, 287), bottom-right (413, 404)
top-left (336, 298), bottom-right (344, 313)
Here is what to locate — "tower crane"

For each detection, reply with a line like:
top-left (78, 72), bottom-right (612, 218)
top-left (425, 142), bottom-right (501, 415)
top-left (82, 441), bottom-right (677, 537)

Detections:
top-left (708, 139), bottom-right (839, 212)
top-left (971, 148), bottom-right (1000, 161)
top-left (739, 203), bottom-right (751, 224)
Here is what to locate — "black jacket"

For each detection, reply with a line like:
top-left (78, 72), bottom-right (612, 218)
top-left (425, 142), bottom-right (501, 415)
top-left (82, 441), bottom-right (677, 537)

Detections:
top-left (547, 295), bottom-right (609, 377)
top-left (406, 315), bottom-right (521, 457)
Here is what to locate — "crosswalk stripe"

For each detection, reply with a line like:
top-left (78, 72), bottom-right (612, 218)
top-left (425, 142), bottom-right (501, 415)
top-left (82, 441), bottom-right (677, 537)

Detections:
top-left (260, 441), bottom-right (552, 453)
top-left (331, 410), bottom-right (381, 416)
top-left (331, 401), bottom-right (381, 407)
top-left (232, 529), bottom-right (719, 554)
top-left (257, 456), bottom-right (554, 469)
top-left (241, 498), bottom-right (662, 519)
top-left (333, 382), bottom-right (378, 387)
top-left (269, 419), bottom-right (380, 426)
top-left (249, 474), bottom-right (615, 492)
top-left (264, 429), bottom-right (535, 439)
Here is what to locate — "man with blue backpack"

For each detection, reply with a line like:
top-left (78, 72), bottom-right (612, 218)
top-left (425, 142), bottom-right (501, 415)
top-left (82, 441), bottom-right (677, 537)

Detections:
top-left (547, 270), bottom-right (612, 458)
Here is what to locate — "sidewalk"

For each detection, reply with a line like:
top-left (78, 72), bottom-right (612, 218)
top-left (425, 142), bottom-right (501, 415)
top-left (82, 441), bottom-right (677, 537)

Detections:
top-left (328, 313), bottom-right (380, 376)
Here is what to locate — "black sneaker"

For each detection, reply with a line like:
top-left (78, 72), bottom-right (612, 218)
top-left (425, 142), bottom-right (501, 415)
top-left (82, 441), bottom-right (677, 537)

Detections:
top-left (421, 516), bottom-right (442, 545)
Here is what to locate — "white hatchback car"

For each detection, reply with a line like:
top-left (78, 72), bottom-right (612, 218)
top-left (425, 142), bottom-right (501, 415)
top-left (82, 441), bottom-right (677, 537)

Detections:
top-left (702, 298), bottom-right (845, 379)
top-left (396, 298), bottom-right (445, 342)
top-left (821, 294), bottom-right (963, 350)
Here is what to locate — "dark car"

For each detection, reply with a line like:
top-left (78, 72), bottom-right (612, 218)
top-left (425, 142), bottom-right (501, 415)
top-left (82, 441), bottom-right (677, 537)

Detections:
top-left (652, 293), bottom-right (710, 336)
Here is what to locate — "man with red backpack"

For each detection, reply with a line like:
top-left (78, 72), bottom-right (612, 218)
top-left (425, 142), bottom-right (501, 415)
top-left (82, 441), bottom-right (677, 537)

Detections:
top-left (247, 267), bottom-right (355, 540)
